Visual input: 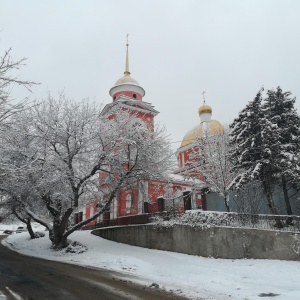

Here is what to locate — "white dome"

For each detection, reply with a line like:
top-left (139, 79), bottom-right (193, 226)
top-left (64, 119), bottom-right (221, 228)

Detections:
top-left (115, 75), bottom-right (139, 86)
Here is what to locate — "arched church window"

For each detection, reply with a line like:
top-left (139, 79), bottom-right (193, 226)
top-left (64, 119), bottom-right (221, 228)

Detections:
top-left (133, 93), bottom-right (137, 99)
top-left (126, 194), bottom-right (132, 214)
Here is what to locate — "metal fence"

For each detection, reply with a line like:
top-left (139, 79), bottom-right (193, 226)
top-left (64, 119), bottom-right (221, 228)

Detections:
top-left (180, 211), bottom-right (300, 233)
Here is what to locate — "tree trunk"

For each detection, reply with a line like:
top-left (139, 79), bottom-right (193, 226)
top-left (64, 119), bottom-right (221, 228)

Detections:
top-left (52, 208), bottom-right (74, 248)
top-left (12, 208), bottom-right (36, 239)
top-left (52, 218), bottom-right (67, 248)
top-left (26, 218), bottom-right (36, 239)
top-left (224, 195), bottom-right (230, 212)
top-left (263, 177), bottom-right (283, 228)
top-left (201, 189), bottom-right (207, 211)
top-left (265, 193), bottom-right (283, 228)
top-left (52, 174), bottom-right (129, 248)
top-left (52, 219), bottom-right (63, 247)
top-left (52, 220), bottom-right (67, 248)
top-left (281, 175), bottom-right (293, 225)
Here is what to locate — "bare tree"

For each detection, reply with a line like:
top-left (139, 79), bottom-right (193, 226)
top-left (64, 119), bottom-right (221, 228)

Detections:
top-left (0, 47), bottom-right (38, 211)
top-left (0, 125), bottom-right (52, 237)
top-left (0, 48), bottom-right (37, 128)
top-left (184, 127), bottom-right (235, 212)
top-left (0, 94), bottom-right (173, 248)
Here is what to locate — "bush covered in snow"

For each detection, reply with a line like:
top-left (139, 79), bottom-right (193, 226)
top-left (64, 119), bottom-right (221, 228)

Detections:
top-left (65, 241), bottom-right (88, 254)
top-left (34, 231), bottom-right (46, 238)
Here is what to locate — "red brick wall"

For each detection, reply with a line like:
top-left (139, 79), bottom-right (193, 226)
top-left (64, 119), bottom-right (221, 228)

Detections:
top-left (112, 91), bottom-right (143, 101)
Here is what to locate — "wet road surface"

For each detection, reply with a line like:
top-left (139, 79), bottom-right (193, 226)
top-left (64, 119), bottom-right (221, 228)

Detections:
top-left (0, 236), bottom-right (188, 300)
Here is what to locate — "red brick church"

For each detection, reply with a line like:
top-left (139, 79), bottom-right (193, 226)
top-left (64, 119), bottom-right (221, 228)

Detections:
top-left (83, 41), bottom-right (223, 226)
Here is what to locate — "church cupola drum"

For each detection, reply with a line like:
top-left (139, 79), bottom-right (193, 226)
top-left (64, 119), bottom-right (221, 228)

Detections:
top-left (109, 35), bottom-right (145, 101)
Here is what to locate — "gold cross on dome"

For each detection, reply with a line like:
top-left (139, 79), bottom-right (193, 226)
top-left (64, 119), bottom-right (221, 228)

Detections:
top-left (201, 91), bottom-right (206, 104)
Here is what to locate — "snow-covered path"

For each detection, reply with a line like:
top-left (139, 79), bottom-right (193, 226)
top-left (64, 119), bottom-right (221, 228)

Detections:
top-left (1, 230), bottom-right (300, 300)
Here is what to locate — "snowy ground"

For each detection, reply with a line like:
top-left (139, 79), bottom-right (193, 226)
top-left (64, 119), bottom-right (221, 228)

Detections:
top-left (1, 227), bottom-right (300, 300)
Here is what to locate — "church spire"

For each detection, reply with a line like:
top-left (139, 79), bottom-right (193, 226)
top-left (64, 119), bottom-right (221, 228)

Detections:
top-left (124, 34), bottom-right (130, 76)
top-left (110, 36), bottom-right (145, 101)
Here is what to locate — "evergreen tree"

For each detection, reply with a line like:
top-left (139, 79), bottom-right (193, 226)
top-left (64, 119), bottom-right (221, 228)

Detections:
top-left (262, 87), bottom-right (300, 220)
top-left (229, 89), bottom-right (282, 224)
top-left (229, 89), bottom-right (264, 186)
top-left (259, 103), bottom-right (282, 217)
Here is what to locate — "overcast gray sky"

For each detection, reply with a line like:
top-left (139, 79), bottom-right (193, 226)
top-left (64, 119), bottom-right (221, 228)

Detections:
top-left (1, 0), bottom-right (300, 150)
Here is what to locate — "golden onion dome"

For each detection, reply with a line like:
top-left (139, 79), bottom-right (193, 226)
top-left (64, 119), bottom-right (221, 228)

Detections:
top-left (180, 120), bottom-right (224, 148)
top-left (198, 104), bottom-right (212, 115)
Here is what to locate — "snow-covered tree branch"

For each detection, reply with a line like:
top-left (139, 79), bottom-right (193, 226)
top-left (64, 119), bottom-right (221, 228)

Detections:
top-left (0, 94), bottom-right (173, 248)
top-left (184, 127), bottom-right (235, 212)
top-left (0, 47), bottom-right (37, 129)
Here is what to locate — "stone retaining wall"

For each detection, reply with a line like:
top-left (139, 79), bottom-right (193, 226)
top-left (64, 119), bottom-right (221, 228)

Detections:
top-left (92, 224), bottom-right (300, 261)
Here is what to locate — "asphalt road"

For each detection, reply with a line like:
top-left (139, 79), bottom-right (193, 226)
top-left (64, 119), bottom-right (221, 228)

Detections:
top-left (0, 235), bottom-right (189, 300)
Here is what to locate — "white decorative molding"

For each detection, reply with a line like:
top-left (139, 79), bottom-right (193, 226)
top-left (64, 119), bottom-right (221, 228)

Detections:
top-left (109, 83), bottom-right (145, 97)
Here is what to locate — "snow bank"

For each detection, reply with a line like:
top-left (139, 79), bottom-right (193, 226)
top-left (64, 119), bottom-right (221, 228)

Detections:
top-left (0, 223), bottom-right (46, 235)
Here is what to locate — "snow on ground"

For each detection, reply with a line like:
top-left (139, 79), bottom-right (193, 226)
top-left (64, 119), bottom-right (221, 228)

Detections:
top-left (0, 223), bottom-right (19, 234)
top-left (0, 223), bottom-right (45, 235)
top-left (1, 229), bottom-right (300, 300)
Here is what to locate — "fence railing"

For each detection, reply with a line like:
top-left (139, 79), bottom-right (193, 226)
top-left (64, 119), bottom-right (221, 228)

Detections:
top-left (175, 211), bottom-right (300, 233)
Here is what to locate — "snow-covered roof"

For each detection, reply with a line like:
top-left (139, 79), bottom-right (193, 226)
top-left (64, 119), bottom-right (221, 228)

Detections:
top-left (167, 173), bottom-right (206, 187)
top-left (101, 95), bottom-right (159, 116)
